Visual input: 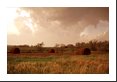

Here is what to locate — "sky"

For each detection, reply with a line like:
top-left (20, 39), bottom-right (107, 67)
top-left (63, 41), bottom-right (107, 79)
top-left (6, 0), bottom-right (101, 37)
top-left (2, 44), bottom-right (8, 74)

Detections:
top-left (4, 7), bottom-right (109, 47)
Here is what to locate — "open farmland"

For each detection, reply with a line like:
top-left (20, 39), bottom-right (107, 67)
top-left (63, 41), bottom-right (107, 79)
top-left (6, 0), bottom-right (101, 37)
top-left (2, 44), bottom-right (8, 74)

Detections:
top-left (7, 7), bottom-right (109, 74)
top-left (7, 52), bottom-right (109, 74)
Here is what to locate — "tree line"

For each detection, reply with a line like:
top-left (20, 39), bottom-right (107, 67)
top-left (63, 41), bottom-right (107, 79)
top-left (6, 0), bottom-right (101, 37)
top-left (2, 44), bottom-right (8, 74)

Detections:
top-left (8, 40), bottom-right (109, 52)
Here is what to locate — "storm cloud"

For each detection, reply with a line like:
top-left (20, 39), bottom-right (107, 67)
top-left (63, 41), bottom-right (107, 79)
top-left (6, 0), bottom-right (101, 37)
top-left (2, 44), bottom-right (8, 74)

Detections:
top-left (7, 7), bottom-right (109, 46)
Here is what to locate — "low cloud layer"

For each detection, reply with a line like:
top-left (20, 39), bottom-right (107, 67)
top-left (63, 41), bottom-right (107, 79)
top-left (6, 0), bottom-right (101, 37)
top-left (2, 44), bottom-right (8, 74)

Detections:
top-left (7, 7), bottom-right (109, 46)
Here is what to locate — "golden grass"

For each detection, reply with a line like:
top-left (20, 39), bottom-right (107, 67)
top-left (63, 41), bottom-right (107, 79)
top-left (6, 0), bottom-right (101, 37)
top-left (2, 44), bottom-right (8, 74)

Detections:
top-left (7, 54), bottom-right (109, 74)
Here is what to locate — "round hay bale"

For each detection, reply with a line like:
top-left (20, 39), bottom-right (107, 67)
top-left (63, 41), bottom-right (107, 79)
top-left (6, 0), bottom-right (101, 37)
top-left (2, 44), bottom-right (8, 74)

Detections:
top-left (75, 48), bottom-right (91, 55)
top-left (83, 48), bottom-right (91, 55)
top-left (12, 48), bottom-right (20, 54)
top-left (49, 49), bottom-right (55, 53)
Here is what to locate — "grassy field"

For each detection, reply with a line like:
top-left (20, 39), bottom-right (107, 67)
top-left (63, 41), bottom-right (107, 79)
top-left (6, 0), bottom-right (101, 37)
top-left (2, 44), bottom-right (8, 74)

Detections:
top-left (7, 53), bottom-right (109, 74)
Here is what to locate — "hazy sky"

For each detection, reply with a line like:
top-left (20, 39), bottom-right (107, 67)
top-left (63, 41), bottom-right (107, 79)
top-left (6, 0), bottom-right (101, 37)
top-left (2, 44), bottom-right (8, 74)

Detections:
top-left (5, 7), bottom-right (109, 47)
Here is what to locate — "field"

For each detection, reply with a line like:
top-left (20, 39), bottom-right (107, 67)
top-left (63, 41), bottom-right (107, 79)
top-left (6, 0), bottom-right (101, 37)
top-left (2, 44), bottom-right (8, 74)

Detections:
top-left (7, 52), bottom-right (109, 74)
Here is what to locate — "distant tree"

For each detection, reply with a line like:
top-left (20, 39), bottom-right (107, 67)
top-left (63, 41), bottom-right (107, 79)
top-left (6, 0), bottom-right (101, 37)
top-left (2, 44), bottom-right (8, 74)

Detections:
top-left (75, 42), bottom-right (81, 48)
top-left (54, 43), bottom-right (60, 53)
top-left (35, 42), bottom-right (44, 52)
top-left (88, 40), bottom-right (97, 51)
top-left (103, 41), bottom-right (109, 52)
top-left (59, 44), bottom-right (66, 54)
top-left (75, 42), bottom-right (86, 48)
top-left (96, 41), bottom-right (109, 52)
top-left (67, 44), bottom-right (74, 48)
top-left (54, 43), bottom-right (60, 48)
top-left (59, 44), bottom-right (65, 47)
top-left (36, 42), bottom-right (44, 47)
top-left (67, 44), bottom-right (75, 52)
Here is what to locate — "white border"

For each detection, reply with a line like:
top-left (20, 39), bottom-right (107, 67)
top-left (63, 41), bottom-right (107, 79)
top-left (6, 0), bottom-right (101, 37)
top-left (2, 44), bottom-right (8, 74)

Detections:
top-left (0, 0), bottom-right (110, 7)
top-left (0, 0), bottom-right (116, 81)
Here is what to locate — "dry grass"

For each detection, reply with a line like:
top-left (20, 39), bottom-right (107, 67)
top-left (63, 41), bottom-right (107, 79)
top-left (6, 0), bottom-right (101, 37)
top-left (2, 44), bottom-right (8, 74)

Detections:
top-left (7, 53), bottom-right (109, 74)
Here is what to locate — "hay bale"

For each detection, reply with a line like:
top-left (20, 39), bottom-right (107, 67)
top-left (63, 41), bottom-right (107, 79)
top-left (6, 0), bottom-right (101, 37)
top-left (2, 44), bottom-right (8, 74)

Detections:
top-left (49, 49), bottom-right (55, 53)
top-left (75, 48), bottom-right (91, 55)
top-left (12, 48), bottom-right (20, 54)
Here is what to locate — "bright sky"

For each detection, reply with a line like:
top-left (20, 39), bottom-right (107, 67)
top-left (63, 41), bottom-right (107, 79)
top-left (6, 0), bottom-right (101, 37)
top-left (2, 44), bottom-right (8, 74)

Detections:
top-left (3, 7), bottom-right (109, 47)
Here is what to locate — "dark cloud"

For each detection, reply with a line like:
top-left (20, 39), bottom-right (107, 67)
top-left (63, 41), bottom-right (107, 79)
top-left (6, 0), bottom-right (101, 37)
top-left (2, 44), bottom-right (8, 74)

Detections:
top-left (21, 7), bottom-right (109, 28)
top-left (7, 7), bottom-right (109, 46)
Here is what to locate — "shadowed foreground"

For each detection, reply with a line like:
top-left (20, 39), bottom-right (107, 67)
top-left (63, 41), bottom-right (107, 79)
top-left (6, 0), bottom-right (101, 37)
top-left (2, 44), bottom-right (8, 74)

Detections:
top-left (7, 53), bottom-right (109, 74)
